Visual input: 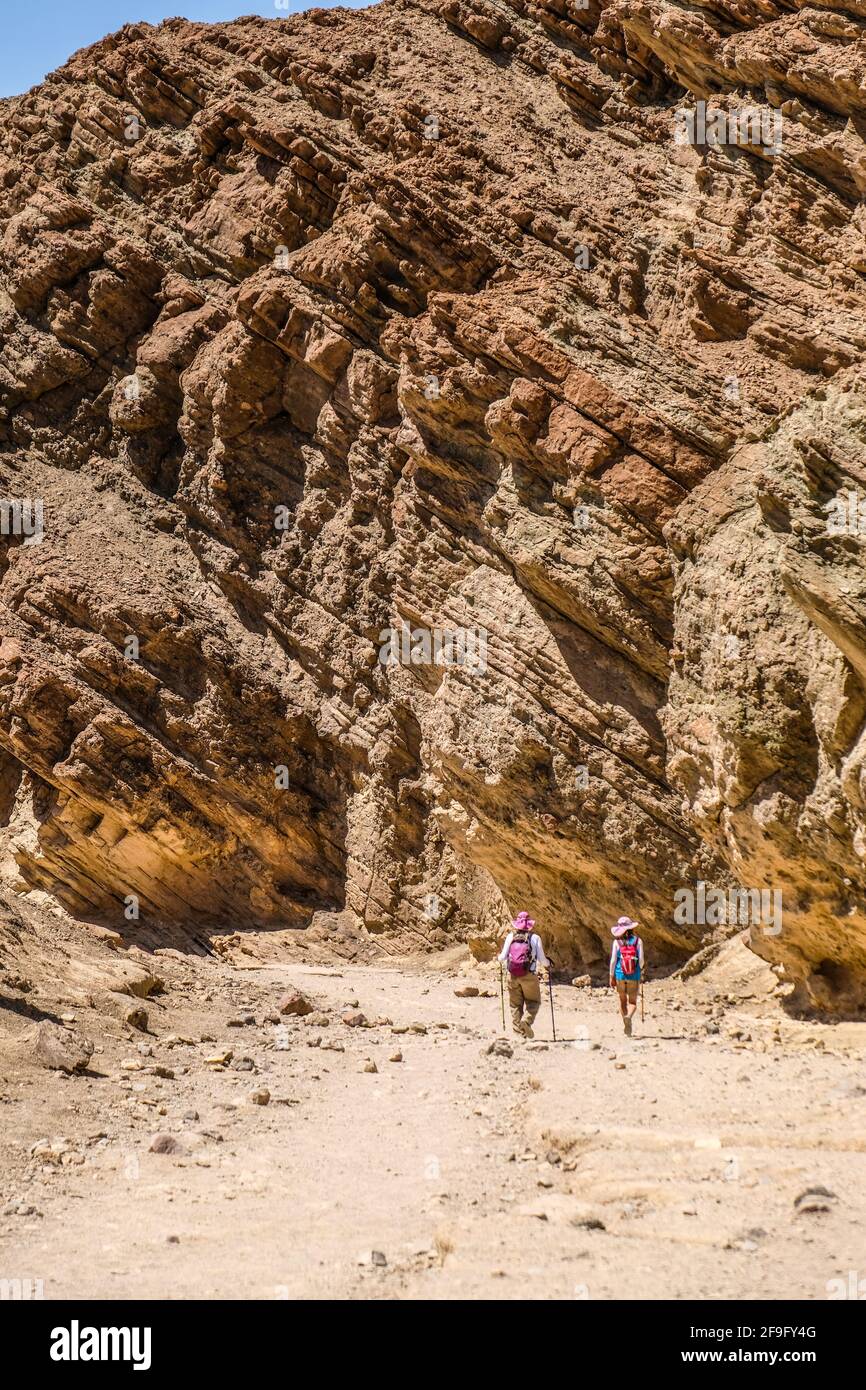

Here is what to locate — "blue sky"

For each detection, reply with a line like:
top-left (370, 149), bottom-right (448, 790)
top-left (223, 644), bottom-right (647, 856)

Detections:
top-left (0, 2), bottom-right (373, 99)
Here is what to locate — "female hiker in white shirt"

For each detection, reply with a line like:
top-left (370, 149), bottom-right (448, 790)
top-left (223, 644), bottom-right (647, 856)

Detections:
top-left (498, 911), bottom-right (549, 1037)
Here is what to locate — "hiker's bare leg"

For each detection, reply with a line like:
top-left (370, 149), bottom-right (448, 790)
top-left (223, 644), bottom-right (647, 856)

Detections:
top-left (615, 981), bottom-right (628, 1017)
top-left (616, 979), bottom-right (631, 1034)
top-left (619, 980), bottom-right (638, 1034)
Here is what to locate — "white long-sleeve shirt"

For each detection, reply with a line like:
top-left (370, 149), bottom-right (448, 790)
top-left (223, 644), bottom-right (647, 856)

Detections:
top-left (498, 931), bottom-right (548, 972)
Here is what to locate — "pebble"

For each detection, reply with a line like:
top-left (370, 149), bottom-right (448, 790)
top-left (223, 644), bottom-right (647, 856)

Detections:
top-left (2, 1202), bottom-right (39, 1217)
top-left (149, 1134), bottom-right (184, 1155)
top-left (278, 992), bottom-right (314, 1017)
top-left (794, 1186), bottom-right (837, 1214)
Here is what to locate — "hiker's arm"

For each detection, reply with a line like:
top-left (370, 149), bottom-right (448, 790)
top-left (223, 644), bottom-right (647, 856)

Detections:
top-left (498, 932), bottom-right (512, 964)
top-left (639, 937), bottom-right (646, 976)
top-left (533, 935), bottom-right (549, 970)
top-left (609, 941), bottom-right (616, 986)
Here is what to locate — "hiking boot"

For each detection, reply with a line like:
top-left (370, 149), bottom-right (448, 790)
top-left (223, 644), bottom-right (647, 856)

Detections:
top-left (623, 1015), bottom-right (632, 1037)
top-left (523, 1023), bottom-right (534, 1040)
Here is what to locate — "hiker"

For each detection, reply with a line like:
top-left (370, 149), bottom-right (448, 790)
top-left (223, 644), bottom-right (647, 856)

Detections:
top-left (499, 911), bottom-right (549, 1038)
top-left (609, 915), bottom-right (645, 1036)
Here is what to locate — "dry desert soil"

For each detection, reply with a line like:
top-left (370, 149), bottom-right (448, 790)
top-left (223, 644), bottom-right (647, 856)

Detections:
top-left (1, 926), bottom-right (864, 1301)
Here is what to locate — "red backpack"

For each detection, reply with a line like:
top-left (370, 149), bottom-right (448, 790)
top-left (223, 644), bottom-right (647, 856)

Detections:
top-left (617, 934), bottom-right (640, 975)
top-left (507, 930), bottom-right (534, 977)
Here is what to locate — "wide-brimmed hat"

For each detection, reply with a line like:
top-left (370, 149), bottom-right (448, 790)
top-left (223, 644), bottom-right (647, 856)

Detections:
top-left (513, 910), bottom-right (536, 931)
top-left (612, 916), bottom-right (639, 937)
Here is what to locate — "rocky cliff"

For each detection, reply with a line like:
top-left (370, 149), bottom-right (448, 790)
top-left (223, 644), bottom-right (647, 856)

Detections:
top-left (1, 0), bottom-right (865, 1010)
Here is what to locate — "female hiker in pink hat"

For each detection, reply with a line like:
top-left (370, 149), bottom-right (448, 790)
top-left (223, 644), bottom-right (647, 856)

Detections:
top-left (498, 911), bottom-right (549, 1038)
top-left (609, 916), bottom-right (645, 1036)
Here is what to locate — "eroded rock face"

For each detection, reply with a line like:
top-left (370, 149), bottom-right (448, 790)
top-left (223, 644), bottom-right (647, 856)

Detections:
top-left (0, 0), bottom-right (865, 1006)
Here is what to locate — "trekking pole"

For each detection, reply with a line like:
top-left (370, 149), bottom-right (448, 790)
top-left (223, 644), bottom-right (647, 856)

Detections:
top-left (547, 965), bottom-right (557, 1042)
top-left (499, 963), bottom-right (506, 1032)
top-left (641, 979), bottom-right (645, 1024)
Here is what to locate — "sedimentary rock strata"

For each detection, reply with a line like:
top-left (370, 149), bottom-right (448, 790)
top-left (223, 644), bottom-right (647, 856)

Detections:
top-left (1, 0), bottom-right (865, 1008)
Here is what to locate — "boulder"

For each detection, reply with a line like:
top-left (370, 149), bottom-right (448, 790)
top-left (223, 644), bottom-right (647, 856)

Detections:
top-left (278, 991), bottom-right (315, 1017)
top-left (34, 1022), bottom-right (93, 1074)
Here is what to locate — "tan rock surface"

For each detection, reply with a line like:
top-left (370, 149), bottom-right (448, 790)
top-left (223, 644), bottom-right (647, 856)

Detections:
top-left (0, 1), bottom-right (865, 1005)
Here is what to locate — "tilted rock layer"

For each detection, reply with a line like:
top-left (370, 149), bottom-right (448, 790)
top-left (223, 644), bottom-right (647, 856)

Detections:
top-left (1, 0), bottom-right (866, 1009)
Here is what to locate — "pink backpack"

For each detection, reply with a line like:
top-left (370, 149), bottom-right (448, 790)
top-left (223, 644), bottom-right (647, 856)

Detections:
top-left (617, 934), bottom-right (640, 976)
top-left (507, 930), bottom-right (534, 977)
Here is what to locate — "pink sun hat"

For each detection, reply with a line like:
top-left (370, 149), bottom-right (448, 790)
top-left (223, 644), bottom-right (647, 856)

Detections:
top-left (513, 910), bottom-right (536, 930)
top-left (612, 916), bottom-right (639, 937)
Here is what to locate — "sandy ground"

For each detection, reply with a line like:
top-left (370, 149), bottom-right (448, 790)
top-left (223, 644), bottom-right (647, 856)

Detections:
top-left (1, 934), bottom-right (865, 1301)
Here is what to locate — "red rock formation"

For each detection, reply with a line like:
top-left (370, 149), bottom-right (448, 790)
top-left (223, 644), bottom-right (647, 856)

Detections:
top-left (1, 0), bottom-right (865, 1008)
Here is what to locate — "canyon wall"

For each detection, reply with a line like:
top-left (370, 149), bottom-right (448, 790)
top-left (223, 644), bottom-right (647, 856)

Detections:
top-left (1, 0), bottom-right (865, 1008)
